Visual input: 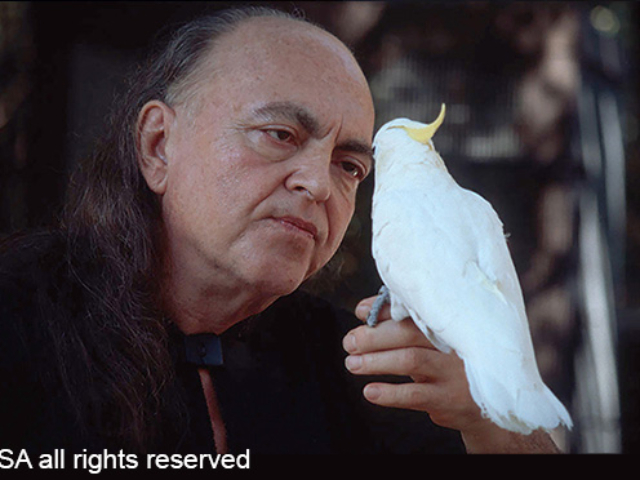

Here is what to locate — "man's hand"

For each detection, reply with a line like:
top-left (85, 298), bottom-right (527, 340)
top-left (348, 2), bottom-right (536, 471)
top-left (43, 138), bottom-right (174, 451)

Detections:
top-left (343, 294), bottom-right (562, 453)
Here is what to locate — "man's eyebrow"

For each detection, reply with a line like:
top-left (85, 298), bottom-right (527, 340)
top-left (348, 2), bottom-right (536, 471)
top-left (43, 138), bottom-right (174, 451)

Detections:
top-left (336, 139), bottom-right (374, 166)
top-left (252, 101), bottom-right (374, 165)
top-left (253, 101), bottom-right (320, 135)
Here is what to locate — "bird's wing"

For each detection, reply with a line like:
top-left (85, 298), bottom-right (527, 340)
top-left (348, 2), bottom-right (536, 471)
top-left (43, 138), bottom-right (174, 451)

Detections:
top-left (460, 189), bottom-right (528, 318)
top-left (372, 187), bottom-right (533, 358)
top-left (372, 187), bottom-right (469, 350)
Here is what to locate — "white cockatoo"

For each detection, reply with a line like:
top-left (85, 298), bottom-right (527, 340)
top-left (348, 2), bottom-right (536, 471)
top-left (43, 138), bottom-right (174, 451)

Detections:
top-left (367, 104), bottom-right (572, 434)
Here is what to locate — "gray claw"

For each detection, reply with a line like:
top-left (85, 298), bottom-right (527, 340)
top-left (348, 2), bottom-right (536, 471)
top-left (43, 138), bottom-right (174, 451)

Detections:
top-left (366, 285), bottom-right (390, 327)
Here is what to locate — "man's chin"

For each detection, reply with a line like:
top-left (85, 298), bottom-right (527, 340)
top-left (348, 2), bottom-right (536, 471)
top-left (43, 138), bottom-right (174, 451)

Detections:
top-left (250, 269), bottom-right (308, 299)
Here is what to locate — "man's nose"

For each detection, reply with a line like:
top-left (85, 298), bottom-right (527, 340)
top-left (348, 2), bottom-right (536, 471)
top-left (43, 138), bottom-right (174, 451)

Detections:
top-left (285, 151), bottom-right (332, 202)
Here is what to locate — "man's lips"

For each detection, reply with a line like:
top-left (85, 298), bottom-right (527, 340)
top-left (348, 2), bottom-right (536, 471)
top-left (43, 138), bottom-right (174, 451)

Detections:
top-left (273, 216), bottom-right (318, 240)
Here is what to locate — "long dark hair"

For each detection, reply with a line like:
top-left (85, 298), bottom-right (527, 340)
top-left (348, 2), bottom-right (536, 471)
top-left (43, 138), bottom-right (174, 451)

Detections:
top-left (52, 6), bottom-right (306, 453)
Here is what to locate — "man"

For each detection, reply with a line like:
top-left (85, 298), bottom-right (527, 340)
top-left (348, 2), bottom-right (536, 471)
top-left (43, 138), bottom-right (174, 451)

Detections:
top-left (0, 7), bottom-right (560, 455)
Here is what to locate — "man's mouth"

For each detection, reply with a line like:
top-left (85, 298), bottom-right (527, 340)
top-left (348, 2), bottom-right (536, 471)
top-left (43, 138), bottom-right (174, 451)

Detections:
top-left (273, 216), bottom-right (318, 240)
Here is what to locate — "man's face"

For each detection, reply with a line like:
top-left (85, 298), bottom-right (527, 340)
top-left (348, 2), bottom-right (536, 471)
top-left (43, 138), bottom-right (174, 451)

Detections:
top-left (160, 18), bottom-right (375, 301)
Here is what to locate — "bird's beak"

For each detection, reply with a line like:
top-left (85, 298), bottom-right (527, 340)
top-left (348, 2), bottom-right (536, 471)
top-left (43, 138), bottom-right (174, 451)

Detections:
top-left (398, 104), bottom-right (446, 144)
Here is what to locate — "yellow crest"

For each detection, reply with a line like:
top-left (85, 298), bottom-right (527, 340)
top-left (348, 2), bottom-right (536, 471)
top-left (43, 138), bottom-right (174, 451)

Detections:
top-left (400, 104), bottom-right (446, 144)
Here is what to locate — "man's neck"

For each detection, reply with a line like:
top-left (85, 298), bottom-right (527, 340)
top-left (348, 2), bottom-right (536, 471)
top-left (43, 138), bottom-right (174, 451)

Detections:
top-left (161, 257), bottom-right (278, 335)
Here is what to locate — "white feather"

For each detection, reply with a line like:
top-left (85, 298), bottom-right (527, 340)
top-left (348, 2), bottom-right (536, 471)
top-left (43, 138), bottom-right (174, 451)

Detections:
top-left (371, 109), bottom-right (573, 434)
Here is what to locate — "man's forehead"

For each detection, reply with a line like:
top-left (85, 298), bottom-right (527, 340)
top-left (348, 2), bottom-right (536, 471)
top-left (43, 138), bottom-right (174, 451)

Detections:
top-left (189, 15), bottom-right (375, 142)
top-left (232, 16), bottom-right (342, 48)
top-left (213, 16), bottom-right (365, 81)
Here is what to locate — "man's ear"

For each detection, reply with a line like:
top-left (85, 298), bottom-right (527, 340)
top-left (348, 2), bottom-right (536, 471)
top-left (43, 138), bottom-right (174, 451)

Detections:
top-left (137, 100), bottom-right (175, 194)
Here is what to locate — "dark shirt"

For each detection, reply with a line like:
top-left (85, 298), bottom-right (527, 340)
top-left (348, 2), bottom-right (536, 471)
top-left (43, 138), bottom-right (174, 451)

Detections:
top-left (0, 230), bottom-right (465, 455)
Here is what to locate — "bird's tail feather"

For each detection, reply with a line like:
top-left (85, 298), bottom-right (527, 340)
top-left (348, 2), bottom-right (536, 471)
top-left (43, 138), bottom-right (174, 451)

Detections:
top-left (464, 359), bottom-right (573, 434)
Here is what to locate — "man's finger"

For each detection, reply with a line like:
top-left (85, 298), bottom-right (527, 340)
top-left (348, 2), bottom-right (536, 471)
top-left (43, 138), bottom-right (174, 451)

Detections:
top-left (343, 317), bottom-right (434, 354)
top-left (354, 295), bottom-right (391, 323)
top-left (362, 380), bottom-right (482, 430)
top-left (345, 347), bottom-right (443, 380)
top-left (362, 381), bottom-right (437, 412)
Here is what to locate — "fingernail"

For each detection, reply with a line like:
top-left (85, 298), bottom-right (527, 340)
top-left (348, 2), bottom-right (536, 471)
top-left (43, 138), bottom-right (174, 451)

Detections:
top-left (355, 303), bottom-right (370, 319)
top-left (345, 355), bottom-right (362, 371)
top-left (344, 333), bottom-right (357, 353)
top-left (364, 385), bottom-right (381, 401)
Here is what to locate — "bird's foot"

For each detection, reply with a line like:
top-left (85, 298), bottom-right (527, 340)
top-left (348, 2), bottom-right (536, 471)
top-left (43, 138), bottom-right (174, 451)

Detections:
top-left (366, 285), bottom-right (390, 327)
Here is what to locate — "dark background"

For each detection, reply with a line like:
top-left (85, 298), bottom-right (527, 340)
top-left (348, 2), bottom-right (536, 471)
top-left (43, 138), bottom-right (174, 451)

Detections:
top-left (1, 1), bottom-right (638, 453)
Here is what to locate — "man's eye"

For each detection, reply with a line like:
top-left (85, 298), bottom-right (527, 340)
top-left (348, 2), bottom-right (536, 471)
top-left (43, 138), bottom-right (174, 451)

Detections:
top-left (340, 160), bottom-right (365, 180)
top-left (265, 129), bottom-right (293, 142)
